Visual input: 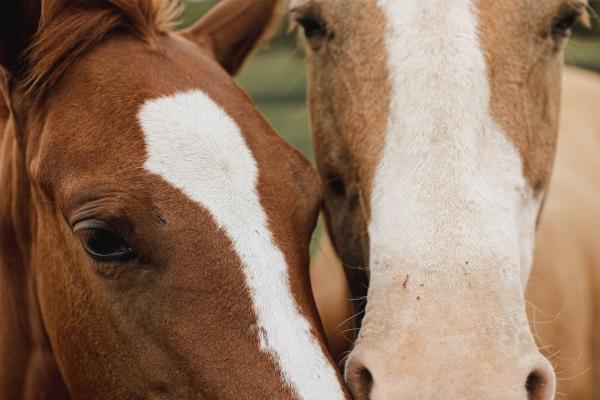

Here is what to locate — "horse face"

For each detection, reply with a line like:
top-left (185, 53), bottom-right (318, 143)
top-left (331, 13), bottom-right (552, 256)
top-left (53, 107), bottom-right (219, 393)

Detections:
top-left (0, 1), bottom-right (348, 399)
top-left (293, 0), bottom-right (587, 397)
top-left (29, 45), bottom-right (323, 398)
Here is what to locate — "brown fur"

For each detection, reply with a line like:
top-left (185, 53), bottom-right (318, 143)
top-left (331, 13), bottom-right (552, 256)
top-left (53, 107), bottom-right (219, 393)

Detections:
top-left (0, 1), bottom-right (349, 398)
top-left (23, 0), bottom-right (180, 101)
top-left (183, 0), bottom-right (285, 75)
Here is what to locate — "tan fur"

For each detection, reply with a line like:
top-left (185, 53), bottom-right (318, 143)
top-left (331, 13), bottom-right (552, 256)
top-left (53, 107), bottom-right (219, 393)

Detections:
top-left (477, 0), bottom-right (588, 191)
top-left (311, 231), bottom-right (354, 362)
top-left (293, 0), bottom-right (391, 303)
top-left (527, 67), bottom-right (600, 399)
top-left (294, 0), bottom-right (595, 397)
top-left (311, 67), bottom-right (600, 399)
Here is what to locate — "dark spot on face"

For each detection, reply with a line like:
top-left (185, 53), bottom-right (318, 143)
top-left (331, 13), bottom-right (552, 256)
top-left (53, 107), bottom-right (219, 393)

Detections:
top-left (416, 296), bottom-right (421, 301)
top-left (402, 274), bottom-right (409, 288)
top-left (151, 383), bottom-right (170, 394)
top-left (260, 327), bottom-right (269, 348)
top-left (328, 178), bottom-right (346, 197)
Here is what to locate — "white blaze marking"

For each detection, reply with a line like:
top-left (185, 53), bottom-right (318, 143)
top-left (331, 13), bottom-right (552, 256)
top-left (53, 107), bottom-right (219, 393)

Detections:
top-left (139, 90), bottom-right (344, 400)
top-left (370, 0), bottom-right (540, 290)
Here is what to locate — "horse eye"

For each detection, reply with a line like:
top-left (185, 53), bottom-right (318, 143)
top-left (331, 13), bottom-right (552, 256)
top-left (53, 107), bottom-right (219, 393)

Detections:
top-left (78, 228), bottom-right (137, 262)
top-left (296, 15), bottom-right (329, 39)
top-left (551, 9), bottom-right (582, 38)
top-left (325, 173), bottom-right (347, 198)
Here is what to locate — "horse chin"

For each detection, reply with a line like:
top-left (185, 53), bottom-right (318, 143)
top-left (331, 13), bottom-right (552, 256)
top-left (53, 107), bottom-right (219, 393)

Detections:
top-left (345, 273), bottom-right (555, 399)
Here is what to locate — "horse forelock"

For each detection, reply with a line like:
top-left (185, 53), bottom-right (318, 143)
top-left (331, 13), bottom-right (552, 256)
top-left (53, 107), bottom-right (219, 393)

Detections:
top-left (22, 0), bottom-right (181, 102)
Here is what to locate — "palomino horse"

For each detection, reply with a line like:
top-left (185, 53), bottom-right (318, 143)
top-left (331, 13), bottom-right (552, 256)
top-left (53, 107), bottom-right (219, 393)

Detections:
top-left (526, 67), bottom-right (600, 399)
top-left (311, 67), bottom-right (600, 399)
top-left (290, 0), bottom-right (596, 398)
top-left (0, 0), bottom-right (350, 398)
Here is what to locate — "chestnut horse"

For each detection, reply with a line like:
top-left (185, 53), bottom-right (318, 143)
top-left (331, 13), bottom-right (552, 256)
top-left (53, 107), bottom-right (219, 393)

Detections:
top-left (290, 0), bottom-right (596, 398)
top-left (0, 0), bottom-right (350, 399)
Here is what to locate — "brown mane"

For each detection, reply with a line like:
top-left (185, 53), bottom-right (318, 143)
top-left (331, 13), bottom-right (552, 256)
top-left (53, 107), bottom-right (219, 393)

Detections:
top-left (23, 0), bottom-right (181, 101)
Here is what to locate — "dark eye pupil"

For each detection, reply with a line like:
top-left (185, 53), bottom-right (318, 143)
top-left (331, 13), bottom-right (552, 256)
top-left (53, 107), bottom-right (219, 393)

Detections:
top-left (87, 230), bottom-right (125, 254)
top-left (326, 175), bottom-right (346, 198)
top-left (298, 17), bottom-right (328, 38)
top-left (81, 229), bottom-right (135, 261)
top-left (552, 13), bottom-right (579, 37)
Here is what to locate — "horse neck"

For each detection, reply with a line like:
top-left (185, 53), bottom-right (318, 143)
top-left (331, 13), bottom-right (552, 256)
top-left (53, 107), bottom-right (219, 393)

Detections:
top-left (0, 108), bottom-right (69, 398)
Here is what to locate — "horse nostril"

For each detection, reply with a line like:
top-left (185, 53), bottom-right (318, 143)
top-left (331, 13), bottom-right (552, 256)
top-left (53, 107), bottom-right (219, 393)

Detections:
top-left (346, 358), bottom-right (374, 400)
top-left (526, 371), bottom-right (542, 399)
top-left (525, 368), bottom-right (554, 400)
top-left (327, 176), bottom-right (346, 197)
top-left (358, 367), bottom-right (374, 398)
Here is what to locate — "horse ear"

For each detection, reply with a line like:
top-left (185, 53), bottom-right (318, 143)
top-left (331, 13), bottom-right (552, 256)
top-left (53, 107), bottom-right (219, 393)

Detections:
top-left (0, 0), bottom-right (42, 74)
top-left (182, 0), bottom-right (284, 75)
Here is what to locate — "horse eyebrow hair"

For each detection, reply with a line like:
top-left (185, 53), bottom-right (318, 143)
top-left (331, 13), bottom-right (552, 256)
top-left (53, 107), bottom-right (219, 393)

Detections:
top-left (579, 7), bottom-right (591, 28)
top-left (21, 0), bottom-right (181, 104)
top-left (569, 0), bottom-right (592, 27)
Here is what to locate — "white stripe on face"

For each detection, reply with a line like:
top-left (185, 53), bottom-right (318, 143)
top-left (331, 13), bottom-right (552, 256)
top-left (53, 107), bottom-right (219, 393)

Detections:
top-left (138, 90), bottom-right (344, 400)
top-left (343, 1), bottom-right (553, 395)
top-left (370, 0), bottom-right (540, 291)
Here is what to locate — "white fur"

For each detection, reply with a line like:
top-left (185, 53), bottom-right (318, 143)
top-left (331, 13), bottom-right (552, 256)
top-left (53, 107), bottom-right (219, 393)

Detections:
top-left (139, 90), bottom-right (344, 400)
top-left (369, 0), bottom-right (541, 302)
top-left (350, 2), bottom-right (552, 395)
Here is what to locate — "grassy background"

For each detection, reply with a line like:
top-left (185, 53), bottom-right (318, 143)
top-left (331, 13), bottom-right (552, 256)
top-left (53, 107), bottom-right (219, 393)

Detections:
top-left (182, 1), bottom-right (600, 161)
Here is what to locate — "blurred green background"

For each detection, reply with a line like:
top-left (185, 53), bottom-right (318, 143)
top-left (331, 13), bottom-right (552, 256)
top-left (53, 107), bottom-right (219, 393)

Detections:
top-left (182, 1), bottom-right (311, 157)
top-left (181, 0), bottom-right (600, 161)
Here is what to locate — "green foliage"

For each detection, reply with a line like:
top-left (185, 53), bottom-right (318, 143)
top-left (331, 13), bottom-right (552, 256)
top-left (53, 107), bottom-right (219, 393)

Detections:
top-left (179, 0), bottom-right (217, 28)
top-left (566, 37), bottom-right (600, 72)
top-left (567, 0), bottom-right (600, 72)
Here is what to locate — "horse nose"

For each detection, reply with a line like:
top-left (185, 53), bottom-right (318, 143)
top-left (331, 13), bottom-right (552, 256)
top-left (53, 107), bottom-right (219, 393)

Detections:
top-left (345, 358), bottom-right (373, 400)
top-left (524, 362), bottom-right (556, 400)
top-left (345, 352), bottom-right (556, 399)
